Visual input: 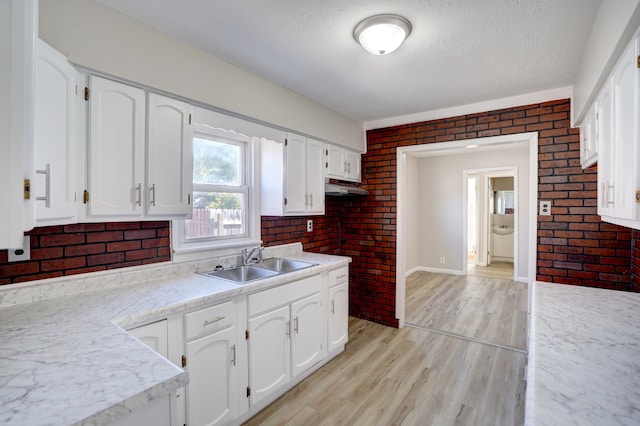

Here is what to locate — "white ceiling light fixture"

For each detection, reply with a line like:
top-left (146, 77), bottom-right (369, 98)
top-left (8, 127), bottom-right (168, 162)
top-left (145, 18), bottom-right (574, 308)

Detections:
top-left (353, 14), bottom-right (412, 56)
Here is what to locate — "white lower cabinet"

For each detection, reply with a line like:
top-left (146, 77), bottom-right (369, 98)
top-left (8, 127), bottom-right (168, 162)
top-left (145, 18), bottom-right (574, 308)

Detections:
top-left (122, 320), bottom-right (173, 426)
top-left (247, 305), bottom-right (291, 406)
top-left (328, 266), bottom-right (349, 353)
top-left (122, 266), bottom-right (349, 426)
top-left (183, 300), bottom-right (241, 426)
top-left (247, 275), bottom-right (325, 407)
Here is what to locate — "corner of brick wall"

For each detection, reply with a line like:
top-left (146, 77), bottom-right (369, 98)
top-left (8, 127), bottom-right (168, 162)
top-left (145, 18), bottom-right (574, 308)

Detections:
top-left (0, 221), bottom-right (171, 285)
top-left (633, 230), bottom-right (640, 292)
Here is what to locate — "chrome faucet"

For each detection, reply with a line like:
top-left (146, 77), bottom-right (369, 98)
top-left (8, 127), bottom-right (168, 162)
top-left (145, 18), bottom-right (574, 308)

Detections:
top-left (241, 246), bottom-right (264, 265)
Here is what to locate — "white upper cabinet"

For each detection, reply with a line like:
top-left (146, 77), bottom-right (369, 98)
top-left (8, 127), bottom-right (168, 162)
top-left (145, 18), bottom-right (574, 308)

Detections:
top-left (34, 40), bottom-right (79, 226)
top-left (146, 93), bottom-right (193, 218)
top-left (85, 76), bottom-right (193, 221)
top-left (0, 0), bottom-right (36, 249)
top-left (305, 138), bottom-right (326, 215)
top-left (326, 144), bottom-right (361, 182)
top-left (596, 34), bottom-right (640, 228)
top-left (86, 75), bottom-right (146, 220)
top-left (579, 102), bottom-right (597, 169)
top-left (261, 133), bottom-right (326, 216)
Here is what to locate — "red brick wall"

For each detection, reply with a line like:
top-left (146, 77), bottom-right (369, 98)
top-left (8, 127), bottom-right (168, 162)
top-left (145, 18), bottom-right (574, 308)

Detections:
top-left (261, 197), bottom-right (342, 254)
top-left (0, 222), bottom-right (171, 284)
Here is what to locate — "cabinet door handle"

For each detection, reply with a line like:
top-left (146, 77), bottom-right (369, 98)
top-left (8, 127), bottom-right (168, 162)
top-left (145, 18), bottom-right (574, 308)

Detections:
top-left (230, 344), bottom-right (236, 366)
top-left (309, 193), bottom-right (313, 207)
top-left (331, 299), bottom-right (335, 314)
top-left (149, 184), bottom-right (156, 206)
top-left (304, 193), bottom-right (309, 207)
top-left (135, 183), bottom-right (142, 206)
top-left (286, 320), bottom-right (291, 337)
top-left (203, 315), bottom-right (225, 327)
top-left (36, 163), bottom-right (51, 207)
top-left (606, 183), bottom-right (615, 206)
top-left (347, 162), bottom-right (351, 173)
top-left (343, 161), bottom-right (347, 172)
top-left (294, 316), bottom-right (299, 334)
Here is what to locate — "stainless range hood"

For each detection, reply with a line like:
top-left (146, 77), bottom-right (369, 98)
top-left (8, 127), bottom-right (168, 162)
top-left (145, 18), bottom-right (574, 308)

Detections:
top-left (325, 182), bottom-right (369, 196)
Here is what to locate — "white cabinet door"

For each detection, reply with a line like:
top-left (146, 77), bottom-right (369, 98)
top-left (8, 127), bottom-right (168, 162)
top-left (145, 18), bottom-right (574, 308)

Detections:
top-left (345, 149), bottom-right (361, 182)
top-left (146, 93), bottom-right (193, 218)
top-left (185, 326), bottom-right (238, 426)
top-left (34, 40), bottom-right (79, 226)
top-left (328, 282), bottom-right (349, 353)
top-left (87, 76), bottom-right (145, 219)
top-left (327, 144), bottom-right (346, 177)
top-left (291, 291), bottom-right (324, 377)
top-left (248, 305), bottom-right (291, 406)
top-left (580, 102), bottom-right (598, 169)
top-left (284, 133), bottom-right (307, 215)
top-left (597, 80), bottom-right (614, 218)
top-left (611, 38), bottom-right (637, 221)
top-left (0, 0), bottom-right (36, 248)
top-left (306, 138), bottom-right (326, 215)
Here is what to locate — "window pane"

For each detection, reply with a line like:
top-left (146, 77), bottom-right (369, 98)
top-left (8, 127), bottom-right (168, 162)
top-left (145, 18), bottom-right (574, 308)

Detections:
top-left (193, 137), bottom-right (241, 185)
top-left (186, 191), bottom-right (245, 239)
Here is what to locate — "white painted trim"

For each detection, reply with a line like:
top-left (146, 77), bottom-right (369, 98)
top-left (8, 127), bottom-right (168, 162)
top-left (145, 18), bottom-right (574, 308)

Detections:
top-left (364, 87), bottom-right (572, 131)
top-left (395, 149), bottom-right (406, 328)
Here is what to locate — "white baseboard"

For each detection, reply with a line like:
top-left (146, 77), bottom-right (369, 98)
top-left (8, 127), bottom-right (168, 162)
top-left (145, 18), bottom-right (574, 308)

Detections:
top-left (405, 266), bottom-right (465, 277)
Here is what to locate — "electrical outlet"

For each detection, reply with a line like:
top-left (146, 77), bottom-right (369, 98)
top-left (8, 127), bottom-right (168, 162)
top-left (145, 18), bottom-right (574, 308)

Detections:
top-left (539, 200), bottom-right (551, 216)
top-left (440, 257), bottom-right (445, 264)
top-left (8, 236), bottom-right (30, 262)
top-left (307, 219), bottom-right (313, 232)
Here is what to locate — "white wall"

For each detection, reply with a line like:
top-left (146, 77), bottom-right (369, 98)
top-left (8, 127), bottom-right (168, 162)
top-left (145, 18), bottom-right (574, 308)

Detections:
top-left (572, 0), bottom-right (640, 124)
top-left (416, 146), bottom-right (530, 278)
top-left (38, 0), bottom-right (365, 152)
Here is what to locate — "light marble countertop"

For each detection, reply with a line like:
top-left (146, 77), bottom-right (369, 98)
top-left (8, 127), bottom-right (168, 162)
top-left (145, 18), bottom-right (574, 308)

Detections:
top-left (0, 243), bottom-right (350, 425)
top-left (526, 281), bottom-right (640, 425)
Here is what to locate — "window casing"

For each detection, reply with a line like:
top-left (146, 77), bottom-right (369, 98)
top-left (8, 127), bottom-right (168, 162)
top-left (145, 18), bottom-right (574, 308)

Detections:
top-left (172, 124), bottom-right (262, 261)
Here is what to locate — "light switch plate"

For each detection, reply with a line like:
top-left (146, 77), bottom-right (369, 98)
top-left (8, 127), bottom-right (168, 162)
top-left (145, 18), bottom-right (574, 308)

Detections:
top-left (539, 201), bottom-right (551, 216)
top-left (8, 236), bottom-right (31, 262)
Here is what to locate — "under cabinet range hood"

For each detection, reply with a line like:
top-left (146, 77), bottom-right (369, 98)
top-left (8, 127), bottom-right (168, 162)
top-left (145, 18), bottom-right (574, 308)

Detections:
top-left (325, 182), bottom-right (369, 196)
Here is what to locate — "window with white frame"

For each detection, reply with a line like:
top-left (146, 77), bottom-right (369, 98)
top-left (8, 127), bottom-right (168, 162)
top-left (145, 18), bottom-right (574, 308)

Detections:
top-left (188, 135), bottom-right (248, 240)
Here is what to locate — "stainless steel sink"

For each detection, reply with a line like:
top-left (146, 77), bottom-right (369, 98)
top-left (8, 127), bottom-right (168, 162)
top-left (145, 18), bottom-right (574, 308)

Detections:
top-left (203, 265), bottom-right (278, 284)
top-left (253, 258), bottom-right (316, 273)
top-left (201, 258), bottom-right (317, 284)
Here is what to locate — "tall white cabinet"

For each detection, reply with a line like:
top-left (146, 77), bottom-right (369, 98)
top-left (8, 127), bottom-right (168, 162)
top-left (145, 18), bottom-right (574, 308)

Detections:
top-left (85, 76), bottom-right (193, 221)
top-left (34, 40), bottom-right (80, 226)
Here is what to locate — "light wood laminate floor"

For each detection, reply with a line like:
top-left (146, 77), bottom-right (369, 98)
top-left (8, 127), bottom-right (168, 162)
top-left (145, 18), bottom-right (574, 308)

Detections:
top-left (244, 317), bottom-right (525, 426)
top-left (467, 261), bottom-right (514, 280)
top-left (406, 271), bottom-right (527, 350)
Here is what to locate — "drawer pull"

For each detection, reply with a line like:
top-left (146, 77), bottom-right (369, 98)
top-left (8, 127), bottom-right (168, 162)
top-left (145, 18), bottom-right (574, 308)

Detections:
top-left (203, 316), bottom-right (225, 327)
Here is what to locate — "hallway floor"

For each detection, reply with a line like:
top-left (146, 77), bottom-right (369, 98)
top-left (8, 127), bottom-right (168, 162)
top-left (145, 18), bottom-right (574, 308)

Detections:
top-left (243, 273), bottom-right (527, 425)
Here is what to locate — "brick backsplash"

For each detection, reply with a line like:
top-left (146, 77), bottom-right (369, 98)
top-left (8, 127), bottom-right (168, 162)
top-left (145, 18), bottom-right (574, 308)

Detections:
top-left (1, 98), bottom-right (638, 329)
top-left (0, 222), bottom-right (171, 284)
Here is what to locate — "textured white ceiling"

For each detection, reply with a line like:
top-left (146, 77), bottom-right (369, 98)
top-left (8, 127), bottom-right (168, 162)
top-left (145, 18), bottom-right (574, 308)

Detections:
top-left (97, 0), bottom-right (602, 123)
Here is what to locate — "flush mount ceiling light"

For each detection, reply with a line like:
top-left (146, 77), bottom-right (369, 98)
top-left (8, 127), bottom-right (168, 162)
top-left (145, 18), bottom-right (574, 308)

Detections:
top-left (353, 14), bottom-right (412, 55)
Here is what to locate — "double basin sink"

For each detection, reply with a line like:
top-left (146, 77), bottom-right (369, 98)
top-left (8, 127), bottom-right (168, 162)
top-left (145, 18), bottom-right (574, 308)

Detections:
top-left (202, 258), bottom-right (317, 284)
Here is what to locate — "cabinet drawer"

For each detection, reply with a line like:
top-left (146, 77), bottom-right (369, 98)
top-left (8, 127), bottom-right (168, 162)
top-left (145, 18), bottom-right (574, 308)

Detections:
top-left (249, 275), bottom-right (322, 317)
top-left (329, 266), bottom-right (348, 288)
top-left (184, 300), bottom-right (234, 340)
